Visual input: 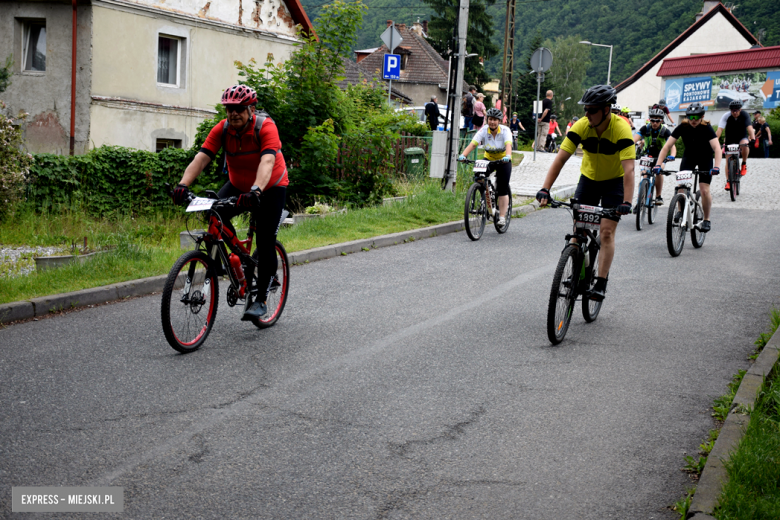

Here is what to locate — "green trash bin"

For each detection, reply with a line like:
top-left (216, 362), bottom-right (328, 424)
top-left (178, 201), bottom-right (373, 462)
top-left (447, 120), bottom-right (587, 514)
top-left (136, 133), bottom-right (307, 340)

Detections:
top-left (404, 147), bottom-right (426, 178)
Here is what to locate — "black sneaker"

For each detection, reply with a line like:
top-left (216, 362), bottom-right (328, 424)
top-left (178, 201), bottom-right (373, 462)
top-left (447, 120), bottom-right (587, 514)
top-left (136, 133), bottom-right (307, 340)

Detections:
top-left (700, 220), bottom-right (711, 233)
top-left (587, 277), bottom-right (608, 302)
top-left (241, 301), bottom-right (267, 321)
top-left (655, 196), bottom-right (664, 206)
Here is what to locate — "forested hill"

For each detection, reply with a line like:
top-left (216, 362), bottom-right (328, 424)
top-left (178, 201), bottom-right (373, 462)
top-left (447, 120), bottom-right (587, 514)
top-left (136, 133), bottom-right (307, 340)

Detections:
top-left (301, 0), bottom-right (780, 86)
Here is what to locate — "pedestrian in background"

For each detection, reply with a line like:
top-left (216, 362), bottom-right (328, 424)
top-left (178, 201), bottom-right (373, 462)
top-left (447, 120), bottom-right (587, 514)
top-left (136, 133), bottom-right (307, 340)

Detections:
top-left (536, 90), bottom-right (553, 151)
top-left (473, 93), bottom-right (486, 130)
top-left (757, 115), bottom-right (772, 158)
top-left (462, 86), bottom-right (476, 130)
top-left (425, 95), bottom-right (440, 131)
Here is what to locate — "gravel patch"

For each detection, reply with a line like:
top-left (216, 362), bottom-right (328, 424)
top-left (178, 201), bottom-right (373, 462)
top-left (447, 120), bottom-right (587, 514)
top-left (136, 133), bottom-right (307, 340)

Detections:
top-left (0, 245), bottom-right (69, 278)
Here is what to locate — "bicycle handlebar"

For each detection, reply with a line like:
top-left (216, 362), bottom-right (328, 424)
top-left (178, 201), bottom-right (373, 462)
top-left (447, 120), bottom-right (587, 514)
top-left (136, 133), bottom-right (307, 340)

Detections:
top-left (549, 199), bottom-right (620, 218)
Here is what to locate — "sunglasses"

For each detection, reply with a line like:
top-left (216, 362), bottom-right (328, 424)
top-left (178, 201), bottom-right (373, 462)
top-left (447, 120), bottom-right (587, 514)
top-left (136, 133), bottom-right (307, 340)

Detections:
top-left (650, 119), bottom-right (662, 123)
top-left (225, 105), bottom-right (249, 114)
top-left (687, 115), bottom-right (702, 120)
top-left (583, 106), bottom-right (604, 115)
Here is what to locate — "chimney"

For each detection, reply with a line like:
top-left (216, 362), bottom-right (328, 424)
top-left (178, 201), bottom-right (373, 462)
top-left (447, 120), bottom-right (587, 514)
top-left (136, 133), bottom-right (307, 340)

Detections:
top-left (422, 20), bottom-right (428, 35)
top-left (411, 21), bottom-right (423, 36)
top-left (696, 0), bottom-right (721, 22)
top-left (387, 20), bottom-right (393, 28)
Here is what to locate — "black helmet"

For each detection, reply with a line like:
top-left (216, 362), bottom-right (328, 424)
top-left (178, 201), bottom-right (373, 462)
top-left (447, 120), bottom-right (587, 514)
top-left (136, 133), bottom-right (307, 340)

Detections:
top-left (649, 108), bottom-right (665, 119)
top-left (686, 102), bottom-right (705, 116)
top-left (572, 116), bottom-right (579, 121)
top-left (578, 85), bottom-right (617, 107)
top-left (729, 99), bottom-right (743, 109)
top-left (485, 107), bottom-right (503, 119)
top-left (550, 114), bottom-right (557, 119)
top-left (658, 99), bottom-right (667, 106)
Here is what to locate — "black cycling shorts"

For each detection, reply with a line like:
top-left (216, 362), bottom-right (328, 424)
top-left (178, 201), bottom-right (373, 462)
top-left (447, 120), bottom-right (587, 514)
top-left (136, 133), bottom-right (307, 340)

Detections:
top-left (216, 181), bottom-right (286, 294)
top-left (573, 175), bottom-right (624, 222)
top-left (679, 157), bottom-right (713, 184)
top-left (488, 160), bottom-right (512, 196)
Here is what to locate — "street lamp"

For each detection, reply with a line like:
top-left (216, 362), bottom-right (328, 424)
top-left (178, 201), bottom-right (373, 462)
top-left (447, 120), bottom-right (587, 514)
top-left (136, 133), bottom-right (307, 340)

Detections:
top-left (579, 40), bottom-right (613, 86)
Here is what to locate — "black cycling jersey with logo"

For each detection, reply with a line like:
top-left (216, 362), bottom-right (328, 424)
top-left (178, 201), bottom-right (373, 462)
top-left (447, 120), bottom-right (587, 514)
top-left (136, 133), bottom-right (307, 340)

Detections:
top-left (724, 110), bottom-right (751, 144)
top-left (671, 122), bottom-right (717, 162)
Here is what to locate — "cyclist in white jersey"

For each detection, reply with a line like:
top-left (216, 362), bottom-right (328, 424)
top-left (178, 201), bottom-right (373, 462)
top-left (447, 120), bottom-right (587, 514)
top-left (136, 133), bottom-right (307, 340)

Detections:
top-left (459, 107), bottom-right (513, 226)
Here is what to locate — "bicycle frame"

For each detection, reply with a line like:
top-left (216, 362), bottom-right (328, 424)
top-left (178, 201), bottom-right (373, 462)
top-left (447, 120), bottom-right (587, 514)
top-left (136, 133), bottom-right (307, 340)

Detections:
top-left (672, 171), bottom-right (704, 231)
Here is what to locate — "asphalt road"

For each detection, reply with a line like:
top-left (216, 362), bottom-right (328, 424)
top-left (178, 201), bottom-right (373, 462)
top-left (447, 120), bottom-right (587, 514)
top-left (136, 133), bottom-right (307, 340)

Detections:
top-left (2, 205), bottom-right (779, 519)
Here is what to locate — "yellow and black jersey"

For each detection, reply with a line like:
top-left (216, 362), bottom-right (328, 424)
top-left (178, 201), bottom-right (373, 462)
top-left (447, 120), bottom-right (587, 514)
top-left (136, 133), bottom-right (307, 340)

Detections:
top-left (560, 115), bottom-right (636, 181)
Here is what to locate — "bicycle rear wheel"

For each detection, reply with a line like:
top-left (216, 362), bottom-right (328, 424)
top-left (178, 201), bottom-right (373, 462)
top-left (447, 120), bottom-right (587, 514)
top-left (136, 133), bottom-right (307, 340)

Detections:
top-left (635, 179), bottom-right (647, 231)
top-left (464, 183), bottom-right (487, 241)
top-left (691, 191), bottom-right (705, 248)
top-left (666, 193), bottom-right (686, 257)
top-left (582, 239), bottom-right (602, 323)
top-left (547, 245), bottom-right (579, 345)
top-left (251, 241), bottom-right (290, 329)
top-left (161, 250), bottom-right (219, 353)
top-left (494, 187), bottom-right (512, 234)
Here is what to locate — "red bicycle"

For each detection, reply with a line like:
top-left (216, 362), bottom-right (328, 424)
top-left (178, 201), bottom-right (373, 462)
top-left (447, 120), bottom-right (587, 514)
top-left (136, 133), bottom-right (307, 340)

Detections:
top-left (161, 189), bottom-right (290, 353)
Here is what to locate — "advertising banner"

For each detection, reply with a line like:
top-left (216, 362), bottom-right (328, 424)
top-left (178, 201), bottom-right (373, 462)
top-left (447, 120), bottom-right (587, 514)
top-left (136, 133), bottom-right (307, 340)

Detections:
top-left (664, 71), bottom-right (779, 111)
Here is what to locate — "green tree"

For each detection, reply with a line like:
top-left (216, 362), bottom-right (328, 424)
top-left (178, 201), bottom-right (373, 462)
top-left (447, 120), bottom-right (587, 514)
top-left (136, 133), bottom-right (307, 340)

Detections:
top-left (422, 0), bottom-right (499, 88)
top-left (542, 35), bottom-right (590, 122)
top-left (0, 55), bottom-right (12, 93)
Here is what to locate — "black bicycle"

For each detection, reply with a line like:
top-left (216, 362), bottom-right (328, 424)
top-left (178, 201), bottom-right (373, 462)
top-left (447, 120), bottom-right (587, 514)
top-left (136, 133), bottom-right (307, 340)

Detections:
top-left (161, 189), bottom-right (290, 353)
top-left (723, 144), bottom-right (742, 201)
top-left (460, 159), bottom-right (512, 240)
top-left (546, 199), bottom-right (619, 345)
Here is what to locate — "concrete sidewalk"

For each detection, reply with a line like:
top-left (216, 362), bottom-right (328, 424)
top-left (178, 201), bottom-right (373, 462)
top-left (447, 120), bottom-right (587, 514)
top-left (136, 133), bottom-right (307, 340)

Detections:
top-left (0, 190), bottom-right (573, 325)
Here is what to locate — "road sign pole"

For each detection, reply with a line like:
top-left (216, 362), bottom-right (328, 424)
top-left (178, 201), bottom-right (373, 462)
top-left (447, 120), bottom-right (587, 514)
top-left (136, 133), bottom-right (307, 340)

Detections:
top-left (444, 0), bottom-right (469, 192)
top-left (388, 22), bottom-right (394, 105)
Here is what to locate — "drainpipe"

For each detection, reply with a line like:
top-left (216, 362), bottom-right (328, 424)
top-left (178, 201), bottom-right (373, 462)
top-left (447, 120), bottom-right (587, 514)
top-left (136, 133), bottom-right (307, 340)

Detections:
top-left (70, 0), bottom-right (77, 155)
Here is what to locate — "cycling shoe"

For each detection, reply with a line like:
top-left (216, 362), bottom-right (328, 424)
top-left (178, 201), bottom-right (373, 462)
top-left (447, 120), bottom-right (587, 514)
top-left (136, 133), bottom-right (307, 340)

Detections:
top-left (587, 277), bottom-right (608, 302)
top-left (241, 301), bottom-right (267, 321)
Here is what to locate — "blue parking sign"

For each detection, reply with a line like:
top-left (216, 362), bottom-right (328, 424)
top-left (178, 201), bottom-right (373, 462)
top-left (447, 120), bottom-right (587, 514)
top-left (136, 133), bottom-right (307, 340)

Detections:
top-left (383, 54), bottom-right (400, 80)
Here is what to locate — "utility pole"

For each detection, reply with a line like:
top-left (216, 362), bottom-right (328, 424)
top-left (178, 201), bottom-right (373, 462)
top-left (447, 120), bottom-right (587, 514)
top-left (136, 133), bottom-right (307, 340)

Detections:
top-left (500, 0), bottom-right (516, 117)
top-left (444, 0), bottom-right (469, 191)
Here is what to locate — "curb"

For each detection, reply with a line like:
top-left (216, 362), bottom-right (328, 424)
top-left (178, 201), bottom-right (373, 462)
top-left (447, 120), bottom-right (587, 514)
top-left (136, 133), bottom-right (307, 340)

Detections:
top-left (686, 330), bottom-right (780, 518)
top-left (0, 201), bottom-right (545, 325)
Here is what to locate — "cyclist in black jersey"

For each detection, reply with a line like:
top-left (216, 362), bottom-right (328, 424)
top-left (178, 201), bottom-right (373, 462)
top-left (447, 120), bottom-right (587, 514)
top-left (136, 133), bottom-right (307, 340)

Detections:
top-left (634, 108), bottom-right (676, 205)
top-left (654, 102), bottom-right (721, 233)
top-left (716, 99), bottom-right (755, 180)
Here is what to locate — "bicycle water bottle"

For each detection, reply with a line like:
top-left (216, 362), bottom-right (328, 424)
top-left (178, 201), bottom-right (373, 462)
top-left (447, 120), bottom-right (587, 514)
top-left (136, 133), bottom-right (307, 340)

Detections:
top-left (229, 253), bottom-right (247, 297)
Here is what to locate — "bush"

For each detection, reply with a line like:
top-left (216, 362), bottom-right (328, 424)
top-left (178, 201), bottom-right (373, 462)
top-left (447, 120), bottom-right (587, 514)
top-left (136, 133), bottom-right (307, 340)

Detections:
top-left (0, 102), bottom-right (33, 219)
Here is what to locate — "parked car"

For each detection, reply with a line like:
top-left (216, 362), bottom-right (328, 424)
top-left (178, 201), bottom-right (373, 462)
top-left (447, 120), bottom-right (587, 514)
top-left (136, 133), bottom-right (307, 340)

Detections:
top-left (395, 104), bottom-right (464, 130)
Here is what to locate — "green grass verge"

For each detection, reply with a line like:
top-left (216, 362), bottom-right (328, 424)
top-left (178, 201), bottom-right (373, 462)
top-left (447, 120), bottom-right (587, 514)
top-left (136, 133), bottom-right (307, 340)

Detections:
top-left (714, 310), bottom-right (780, 519)
top-left (1, 179), bottom-right (532, 304)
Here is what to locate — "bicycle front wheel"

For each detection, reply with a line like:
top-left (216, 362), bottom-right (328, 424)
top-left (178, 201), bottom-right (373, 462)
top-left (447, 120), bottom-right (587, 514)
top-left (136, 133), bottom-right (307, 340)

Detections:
top-left (728, 157), bottom-right (738, 201)
top-left (582, 239), bottom-right (602, 323)
top-left (647, 180), bottom-right (657, 225)
top-left (161, 250), bottom-right (219, 353)
top-left (666, 192), bottom-right (686, 257)
top-left (691, 191), bottom-right (705, 248)
top-left (547, 245), bottom-right (579, 345)
top-left (494, 187), bottom-right (512, 234)
top-left (464, 183), bottom-right (487, 241)
top-left (251, 240), bottom-right (290, 329)
top-left (636, 179), bottom-right (647, 231)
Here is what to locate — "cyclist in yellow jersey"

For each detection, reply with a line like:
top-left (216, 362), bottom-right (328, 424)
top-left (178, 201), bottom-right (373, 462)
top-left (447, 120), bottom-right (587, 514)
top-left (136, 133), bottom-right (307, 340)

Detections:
top-left (536, 85), bottom-right (635, 301)
top-left (459, 108), bottom-right (514, 226)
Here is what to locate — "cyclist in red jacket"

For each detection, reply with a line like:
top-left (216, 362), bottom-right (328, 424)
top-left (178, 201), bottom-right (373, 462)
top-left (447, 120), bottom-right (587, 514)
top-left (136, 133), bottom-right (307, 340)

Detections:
top-left (172, 85), bottom-right (288, 321)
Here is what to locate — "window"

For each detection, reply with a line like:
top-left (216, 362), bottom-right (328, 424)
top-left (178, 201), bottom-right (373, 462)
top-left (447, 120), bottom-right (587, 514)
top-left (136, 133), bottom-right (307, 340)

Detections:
top-left (157, 35), bottom-right (180, 86)
top-left (400, 54), bottom-right (409, 71)
top-left (23, 21), bottom-right (46, 72)
top-left (156, 139), bottom-right (182, 152)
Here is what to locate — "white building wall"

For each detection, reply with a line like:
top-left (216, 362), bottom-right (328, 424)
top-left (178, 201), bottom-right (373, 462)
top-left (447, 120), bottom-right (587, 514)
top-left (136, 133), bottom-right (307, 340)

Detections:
top-left (617, 12), bottom-right (754, 119)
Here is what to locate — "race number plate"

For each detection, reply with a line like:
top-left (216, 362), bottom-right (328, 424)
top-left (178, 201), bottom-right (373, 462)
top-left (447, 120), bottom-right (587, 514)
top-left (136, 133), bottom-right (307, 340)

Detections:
top-left (726, 144), bottom-right (740, 154)
top-left (473, 159), bottom-right (489, 173)
top-left (575, 204), bottom-right (601, 230)
top-left (639, 156), bottom-right (654, 167)
top-left (676, 170), bottom-right (693, 185)
top-left (186, 197), bottom-right (216, 212)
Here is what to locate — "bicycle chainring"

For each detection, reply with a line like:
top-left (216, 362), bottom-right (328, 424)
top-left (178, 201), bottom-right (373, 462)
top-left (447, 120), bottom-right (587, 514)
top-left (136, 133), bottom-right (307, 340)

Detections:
top-left (226, 286), bottom-right (239, 307)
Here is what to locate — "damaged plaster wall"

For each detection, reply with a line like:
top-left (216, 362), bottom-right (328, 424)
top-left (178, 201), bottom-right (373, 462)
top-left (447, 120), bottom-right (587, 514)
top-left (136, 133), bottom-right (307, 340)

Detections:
top-left (0, 2), bottom-right (93, 154)
top-left (134, 0), bottom-right (298, 37)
